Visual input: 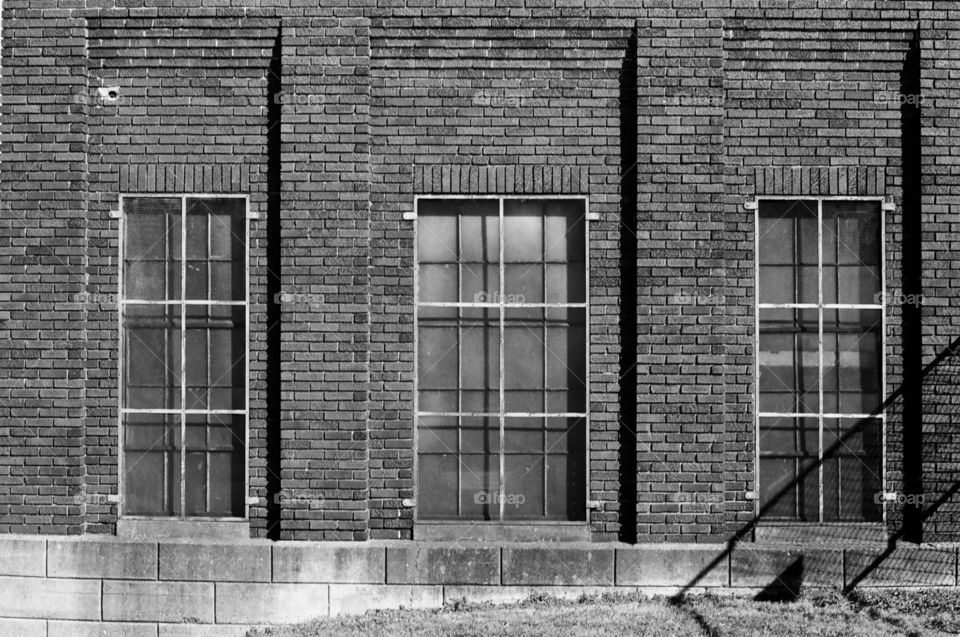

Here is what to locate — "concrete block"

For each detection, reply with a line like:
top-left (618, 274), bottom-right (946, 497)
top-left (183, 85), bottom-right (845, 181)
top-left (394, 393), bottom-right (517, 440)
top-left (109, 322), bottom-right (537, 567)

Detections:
top-left (117, 520), bottom-right (249, 542)
top-left (159, 626), bottom-right (250, 637)
top-left (215, 583), bottom-right (328, 623)
top-left (103, 581), bottom-right (214, 623)
top-left (616, 545), bottom-right (728, 587)
top-left (731, 547), bottom-right (842, 590)
top-left (273, 543), bottom-right (384, 583)
top-left (502, 547), bottom-right (614, 585)
top-left (845, 546), bottom-right (957, 588)
top-left (0, 618), bottom-right (46, 637)
top-left (386, 546), bottom-right (499, 584)
top-left (0, 576), bottom-right (100, 620)
top-left (160, 543), bottom-right (270, 582)
top-left (328, 584), bottom-right (443, 615)
top-left (445, 585), bottom-right (636, 606)
top-left (49, 621), bottom-right (158, 637)
top-left (49, 539), bottom-right (157, 580)
top-left (0, 536), bottom-right (46, 576)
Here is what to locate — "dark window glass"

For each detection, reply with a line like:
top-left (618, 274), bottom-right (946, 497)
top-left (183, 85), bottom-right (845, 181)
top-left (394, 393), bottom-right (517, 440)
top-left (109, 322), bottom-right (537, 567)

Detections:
top-left (757, 200), bottom-right (883, 523)
top-left (122, 197), bottom-right (246, 519)
top-left (416, 198), bottom-right (587, 522)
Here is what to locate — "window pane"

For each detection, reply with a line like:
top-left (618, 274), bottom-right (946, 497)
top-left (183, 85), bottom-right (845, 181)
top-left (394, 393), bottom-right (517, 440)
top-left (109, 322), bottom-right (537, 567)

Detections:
top-left (461, 263), bottom-right (498, 304)
top-left (822, 309), bottom-right (882, 414)
top-left (418, 314), bottom-right (459, 392)
top-left (458, 417), bottom-right (501, 521)
top-left (758, 309), bottom-right (819, 413)
top-left (124, 305), bottom-right (181, 410)
top-left (543, 200), bottom-right (586, 263)
top-left (758, 417), bottom-right (818, 521)
top-left (545, 263), bottom-right (585, 304)
top-left (184, 414), bottom-right (244, 517)
top-left (503, 200), bottom-right (544, 262)
top-left (823, 418), bottom-right (882, 522)
top-left (503, 452), bottom-right (545, 520)
top-left (545, 308), bottom-right (586, 413)
top-left (461, 416), bottom-right (500, 453)
top-left (759, 456), bottom-right (818, 521)
top-left (417, 454), bottom-right (459, 519)
top-left (758, 416), bottom-right (818, 457)
top-left (504, 263), bottom-right (544, 303)
top-left (823, 201), bottom-right (881, 305)
top-left (503, 417), bottom-right (546, 520)
top-left (544, 200), bottom-right (586, 303)
top-left (418, 264), bottom-right (458, 303)
top-left (758, 200), bottom-right (817, 304)
top-left (123, 413), bottom-right (180, 516)
top-left (124, 197), bottom-right (181, 300)
top-left (504, 309), bottom-right (545, 413)
top-left (419, 416), bottom-right (457, 454)
top-left (546, 417), bottom-right (586, 521)
top-left (419, 199), bottom-right (499, 265)
top-left (460, 310), bottom-right (500, 412)
top-left (184, 308), bottom-right (245, 411)
top-left (460, 451), bottom-right (500, 521)
top-left (418, 214), bottom-right (457, 263)
top-left (460, 204), bottom-right (499, 263)
top-left (185, 198), bottom-right (245, 301)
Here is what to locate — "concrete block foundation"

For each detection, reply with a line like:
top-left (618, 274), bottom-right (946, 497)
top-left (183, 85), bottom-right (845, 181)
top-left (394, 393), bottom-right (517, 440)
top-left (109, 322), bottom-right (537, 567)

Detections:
top-left (1, 536), bottom-right (957, 630)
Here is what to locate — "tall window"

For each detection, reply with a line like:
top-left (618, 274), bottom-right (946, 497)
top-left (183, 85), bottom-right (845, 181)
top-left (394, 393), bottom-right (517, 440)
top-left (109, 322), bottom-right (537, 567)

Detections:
top-left (120, 196), bottom-right (247, 518)
top-left (415, 197), bottom-right (588, 522)
top-left (757, 199), bottom-right (883, 522)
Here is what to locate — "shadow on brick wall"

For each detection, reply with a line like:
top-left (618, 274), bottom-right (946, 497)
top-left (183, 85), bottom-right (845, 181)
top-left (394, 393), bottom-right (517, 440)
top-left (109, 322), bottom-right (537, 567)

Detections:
top-left (265, 25), bottom-right (284, 540)
top-left (618, 23), bottom-right (639, 544)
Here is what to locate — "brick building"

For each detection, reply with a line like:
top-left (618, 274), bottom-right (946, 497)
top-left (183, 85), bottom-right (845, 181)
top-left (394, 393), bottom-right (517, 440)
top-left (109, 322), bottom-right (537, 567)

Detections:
top-left (2, 0), bottom-right (960, 626)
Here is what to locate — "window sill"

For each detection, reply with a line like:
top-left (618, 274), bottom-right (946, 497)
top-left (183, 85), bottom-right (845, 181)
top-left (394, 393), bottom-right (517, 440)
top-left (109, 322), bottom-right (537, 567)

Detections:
top-left (414, 521), bottom-right (591, 542)
top-left (116, 518), bottom-right (250, 541)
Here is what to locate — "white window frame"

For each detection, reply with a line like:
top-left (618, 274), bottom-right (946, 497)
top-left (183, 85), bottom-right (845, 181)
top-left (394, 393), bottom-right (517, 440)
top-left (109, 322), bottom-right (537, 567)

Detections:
top-left (753, 195), bottom-right (887, 524)
top-left (117, 193), bottom-right (250, 520)
top-left (412, 194), bottom-right (592, 524)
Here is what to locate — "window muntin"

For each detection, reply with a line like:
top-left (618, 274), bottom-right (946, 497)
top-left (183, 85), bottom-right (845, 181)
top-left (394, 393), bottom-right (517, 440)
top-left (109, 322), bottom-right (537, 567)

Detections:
top-left (120, 195), bottom-right (248, 518)
top-left (756, 199), bottom-right (883, 523)
top-left (415, 197), bottom-right (588, 522)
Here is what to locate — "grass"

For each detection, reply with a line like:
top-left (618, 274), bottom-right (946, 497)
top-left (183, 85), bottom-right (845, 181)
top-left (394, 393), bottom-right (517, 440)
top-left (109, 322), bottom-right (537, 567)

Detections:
top-left (248, 588), bottom-right (960, 637)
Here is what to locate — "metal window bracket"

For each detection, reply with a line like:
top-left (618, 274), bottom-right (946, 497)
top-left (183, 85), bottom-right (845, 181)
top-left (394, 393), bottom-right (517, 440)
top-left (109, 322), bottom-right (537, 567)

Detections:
top-left (401, 498), bottom-right (416, 508)
top-left (106, 494), bottom-right (121, 504)
top-left (402, 211), bottom-right (417, 221)
top-left (247, 211), bottom-right (260, 220)
top-left (587, 500), bottom-right (602, 510)
top-left (744, 201), bottom-right (758, 210)
top-left (585, 212), bottom-right (600, 221)
top-left (744, 491), bottom-right (759, 501)
top-left (882, 201), bottom-right (896, 212)
top-left (245, 496), bottom-right (260, 505)
top-left (109, 209), bottom-right (122, 219)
